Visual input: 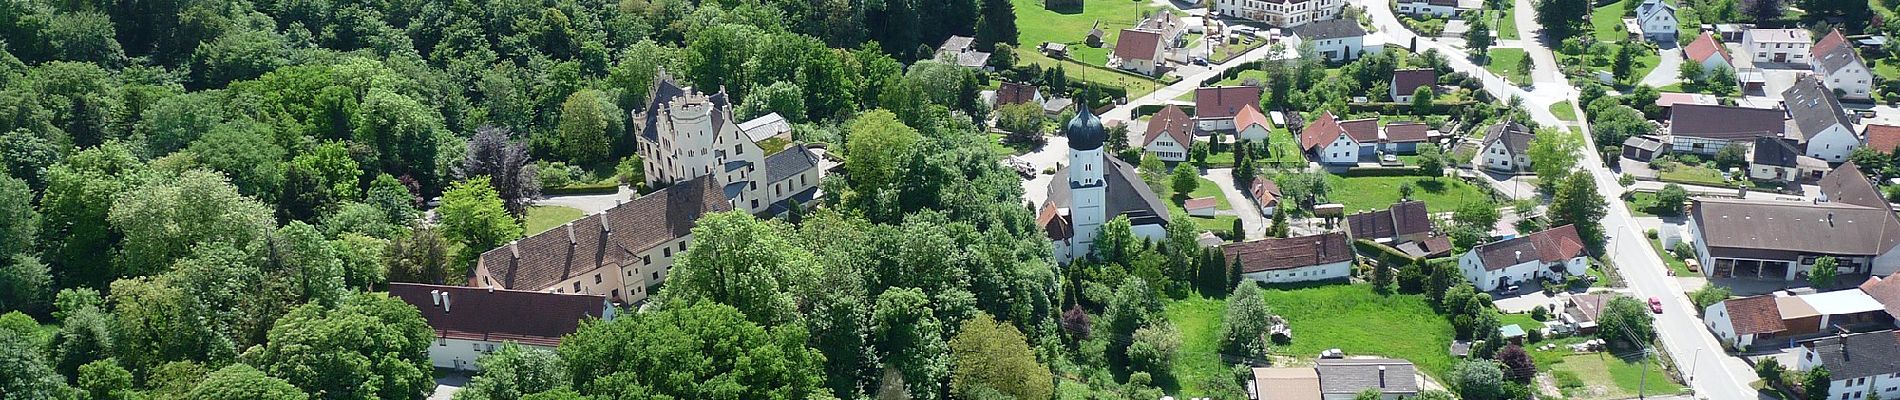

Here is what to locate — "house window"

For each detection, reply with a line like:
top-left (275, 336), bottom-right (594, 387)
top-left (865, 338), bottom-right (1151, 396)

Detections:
top-left (594, 274), bottom-right (602, 284)
top-left (573, 282), bottom-right (582, 292)
top-left (664, 248), bottom-right (672, 257)
top-left (652, 272), bottom-right (659, 280)
top-left (680, 242), bottom-right (687, 251)
top-left (612, 289), bottom-right (619, 298)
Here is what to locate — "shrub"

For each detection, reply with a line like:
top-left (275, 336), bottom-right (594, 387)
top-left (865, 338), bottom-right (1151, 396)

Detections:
top-left (1673, 242), bottom-right (1695, 259)
top-left (1530, 306), bottom-right (1549, 321)
top-left (1644, 229), bottom-right (1657, 239)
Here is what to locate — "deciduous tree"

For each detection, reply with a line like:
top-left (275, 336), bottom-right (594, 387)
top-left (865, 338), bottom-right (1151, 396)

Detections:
top-left (249, 293), bottom-right (435, 400)
top-left (658, 211), bottom-right (818, 327)
top-left (457, 127), bottom-right (540, 217)
top-left (437, 179), bottom-right (524, 263)
top-left (557, 302), bottom-right (827, 399)
top-left (456, 344), bottom-right (570, 400)
top-left (188, 364), bottom-right (307, 400)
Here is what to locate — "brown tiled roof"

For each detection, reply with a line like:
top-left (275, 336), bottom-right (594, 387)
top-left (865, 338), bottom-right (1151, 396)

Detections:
top-left (1471, 225), bottom-right (1585, 270)
top-left (1383, 122), bottom-right (1431, 143)
top-left (1567, 293), bottom-right (1614, 324)
top-left (1860, 274), bottom-right (1900, 320)
top-left (1391, 69), bottom-right (1437, 98)
top-left (1813, 28), bottom-right (1849, 56)
top-left (1222, 232), bottom-right (1353, 273)
top-left (475, 176), bottom-right (730, 292)
top-left (1234, 103), bottom-right (1271, 131)
top-left (1864, 125), bottom-right (1900, 155)
top-left (1345, 201), bottom-right (1432, 240)
top-left (1185, 197), bottom-right (1218, 210)
top-left (1253, 368), bottom-right (1321, 400)
top-left (997, 81), bottom-right (1039, 105)
top-left (1340, 118), bottom-right (1380, 143)
top-left (1114, 29), bottom-right (1163, 61)
top-left (1723, 295), bottom-right (1787, 335)
top-left (1250, 177), bottom-right (1281, 205)
top-left (1391, 201), bottom-right (1432, 235)
top-left (1819, 162), bottom-right (1887, 209)
top-left (389, 283), bottom-right (606, 346)
top-left (1685, 32), bottom-right (1732, 65)
top-left (1302, 111), bottom-right (1348, 150)
top-left (1144, 105), bottom-right (1194, 147)
top-left (1194, 86), bottom-right (1264, 119)
top-left (1668, 104), bottom-right (1785, 140)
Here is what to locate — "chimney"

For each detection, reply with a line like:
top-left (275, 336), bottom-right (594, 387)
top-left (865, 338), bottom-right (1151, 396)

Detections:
top-left (508, 242), bottom-right (520, 259)
top-left (487, 286), bottom-right (495, 293)
top-left (442, 292), bottom-right (451, 313)
top-left (1828, 212), bottom-right (1835, 226)
top-left (1379, 365), bottom-right (1388, 388)
top-left (566, 224), bottom-right (577, 246)
top-left (1515, 250), bottom-right (1523, 261)
top-left (431, 290), bottom-right (440, 306)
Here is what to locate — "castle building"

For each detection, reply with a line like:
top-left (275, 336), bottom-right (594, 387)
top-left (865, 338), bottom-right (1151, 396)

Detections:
top-left (635, 70), bottom-right (821, 215)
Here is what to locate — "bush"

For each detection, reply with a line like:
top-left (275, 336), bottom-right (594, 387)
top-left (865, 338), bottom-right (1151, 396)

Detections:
top-left (1526, 328), bottom-right (1544, 343)
top-left (1530, 306), bottom-right (1549, 321)
top-left (1644, 229), bottom-right (1657, 239)
top-left (542, 182), bottom-right (619, 196)
top-left (1672, 242), bottom-right (1695, 259)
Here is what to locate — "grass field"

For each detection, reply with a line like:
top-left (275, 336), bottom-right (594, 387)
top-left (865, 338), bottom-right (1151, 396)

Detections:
top-left (1164, 295), bottom-right (1228, 396)
top-left (524, 205), bottom-right (586, 235)
top-left (1549, 100), bottom-right (1578, 122)
top-left (1485, 48), bottom-right (1532, 86)
top-left (1205, 128), bottom-right (1308, 168)
top-left (1499, 7), bottom-right (1520, 40)
top-left (1648, 237), bottom-right (1695, 277)
top-left (1008, 0), bottom-right (1176, 98)
top-left (1325, 175), bottom-right (1491, 214)
top-left (1167, 175), bottom-right (1240, 233)
top-left (1552, 353), bottom-right (1687, 399)
top-left (1499, 312), bottom-right (1542, 332)
top-left (1263, 285), bottom-right (1458, 378)
top-left (1623, 192), bottom-right (1658, 217)
top-left (1657, 164), bottom-right (1744, 187)
top-left (1591, 4), bottom-right (1629, 42)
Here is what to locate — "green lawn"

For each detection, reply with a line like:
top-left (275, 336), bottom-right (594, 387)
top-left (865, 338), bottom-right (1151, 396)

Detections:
top-left (524, 205), bottom-right (586, 235)
top-left (1213, 69), bottom-right (1271, 87)
top-left (1499, 312), bottom-right (1542, 332)
top-left (1016, 50), bottom-right (1165, 99)
top-left (1263, 285), bottom-right (1458, 378)
top-left (987, 131), bottom-right (1039, 157)
top-left (1654, 82), bottom-right (1684, 92)
top-left (1549, 100), bottom-right (1578, 122)
top-left (1011, 0), bottom-right (1174, 67)
top-left (1591, 3), bottom-right (1629, 42)
top-left (1164, 295), bottom-right (1228, 396)
top-left (1552, 353), bottom-right (1687, 399)
top-left (1325, 175), bottom-right (1491, 214)
top-left (1484, 48), bottom-right (1532, 86)
top-left (1205, 128), bottom-right (1308, 169)
top-left (1499, 7), bottom-right (1520, 40)
top-left (1167, 175), bottom-right (1241, 233)
top-left (1623, 192), bottom-right (1658, 217)
top-left (1648, 237), bottom-right (1695, 277)
top-left (1656, 164), bottom-right (1745, 187)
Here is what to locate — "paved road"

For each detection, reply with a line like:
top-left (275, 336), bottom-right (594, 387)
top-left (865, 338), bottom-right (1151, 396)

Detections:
top-left (1204, 168), bottom-right (1267, 239)
top-left (1641, 45), bottom-right (1685, 88)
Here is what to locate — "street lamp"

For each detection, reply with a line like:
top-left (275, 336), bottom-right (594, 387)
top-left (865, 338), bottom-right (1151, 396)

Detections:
top-left (1690, 346), bottom-right (1705, 381)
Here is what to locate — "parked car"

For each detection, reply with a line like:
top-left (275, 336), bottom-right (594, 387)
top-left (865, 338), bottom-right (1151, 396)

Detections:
top-left (1648, 297), bottom-right (1663, 314)
top-left (1191, 57), bottom-right (1209, 66)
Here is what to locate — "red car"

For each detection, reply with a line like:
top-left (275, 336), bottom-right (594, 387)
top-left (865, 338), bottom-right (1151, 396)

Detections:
top-left (1648, 297), bottom-right (1664, 314)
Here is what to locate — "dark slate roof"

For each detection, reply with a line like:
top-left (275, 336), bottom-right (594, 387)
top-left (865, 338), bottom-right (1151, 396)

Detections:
top-left (1316, 359), bottom-right (1420, 395)
top-left (1340, 118), bottom-right (1380, 143)
top-left (1383, 122), bottom-right (1431, 143)
top-left (1194, 86), bottom-right (1264, 119)
top-left (997, 81), bottom-right (1039, 105)
top-left (389, 283), bottom-right (605, 347)
top-left (1820, 162), bottom-right (1888, 209)
top-left (1045, 155), bottom-right (1172, 230)
top-left (1689, 198), bottom-right (1900, 257)
top-left (639, 69), bottom-right (730, 142)
top-left (1288, 18), bottom-right (1367, 41)
top-left (1221, 232), bottom-right (1353, 273)
top-left (1114, 29), bottom-right (1164, 61)
top-left (1668, 104), bottom-right (1786, 140)
top-left (1803, 331), bottom-right (1900, 380)
top-left (1751, 137), bottom-right (1804, 168)
top-left (1471, 225), bottom-right (1586, 270)
top-left (1391, 69), bottom-right (1438, 98)
top-left (1722, 295), bottom-right (1787, 335)
top-left (1067, 106), bottom-right (1107, 151)
top-left (1482, 121), bottom-right (1535, 155)
top-left (1781, 75), bottom-right (1855, 142)
top-left (1346, 201), bottom-right (1432, 240)
top-left (764, 145), bottom-right (818, 183)
top-left (476, 176), bottom-right (731, 292)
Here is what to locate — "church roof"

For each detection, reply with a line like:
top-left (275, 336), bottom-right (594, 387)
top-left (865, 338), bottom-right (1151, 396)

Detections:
top-left (1043, 155), bottom-right (1172, 238)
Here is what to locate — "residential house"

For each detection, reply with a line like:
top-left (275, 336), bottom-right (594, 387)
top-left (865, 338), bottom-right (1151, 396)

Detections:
top-left (1704, 294), bottom-right (1787, 349)
top-left (1316, 359), bottom-right (1421, 400)
top-left (1812, 29), bottom-right (1875, 100)
top-left (1480, 121), bottom-right (1535, 172)
top-left (1212, 0), bottom-right (1346, 28)
top-left (1195, 86), bottom-right (1266, 132)
top-left (1665, 103), bottom-right (1786, 155)
top-left (1562, 293), bottom-right (1615, 334)
top-left (1224, 232), bottom-right (1355, 283)
top-left (935, 35), bottom-right (992, 70)
top-left (1250, 176), bottom-right (1282, 216)
top-left (1748, 136), bottom-right (1829, 182)
top-left (1112, 29), bottom-right (1166, 76)
top-left (471, 176), bottom-right (728, 304)
top-left (1345, 200), bottom-right (1433, 244)
top-left (1622, 135), bottom-right (1668, 162)
top-left (1796, 331), bottom-right (1900, 400)
top-left (1631, 0), bottom-right (1677, 42)
top-left (1235, 103), bottom-right (1274, 142)
top-left (1379, 122), bottom-right (1432, 154)
top-left (1041, 108), bottom-right (1172, 263)
top-left (1457, 225), bottom-right (1589, 291)
top-left (1286, 18), bottom-right (1368, 62)
top-left (1689, 163), bottom-right (1900, 280)
top-left (1863, 124), bottom-right (1900, 155)
top-left (1684, 32), bottom-right (1736, 76)
top-left (1654, 92), bottom-right (1717, 119)
top-left (1137, 12), bottom-right (1191, 61)
top-left (1859, 274), bottom-right (1900, 325)
top-left (1250, 367), bottom-right (1321, 400)
top-left (1395, 0), bottom-right (1461, 17)
top-left (1144, 105), bottom-right (1195, 162)
top-left (1744, 28), bottom-right (1813, 64)
top-left (636, 70), bottom-right (825, 214)
top-left (1783, 74), bottom-right (1863, 162)
top-left (995, 81), bottom-right (1043, 107)
top-left (1300, 111), bottom-right (1363, 164)
top-left (1390, 68), bottom-right (1437, 103)
top-left (390, 283), bottom-right (613, 371)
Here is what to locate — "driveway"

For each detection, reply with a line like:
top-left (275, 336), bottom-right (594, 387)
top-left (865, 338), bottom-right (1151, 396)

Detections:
top-left (1639, 45), bottom-right (1683, 88)
top-left (1204, 168), bottom-right (1267, 239)
top-left (1017, 136), bottom-right (1070, 208)
top-left (534, 185), bottom-right (635, 215)
top-left (428, 371), bottom-right (469, 400)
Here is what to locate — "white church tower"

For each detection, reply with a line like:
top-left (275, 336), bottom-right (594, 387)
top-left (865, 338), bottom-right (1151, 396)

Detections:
top-left (1065, 107), bottom-right (1108, 257)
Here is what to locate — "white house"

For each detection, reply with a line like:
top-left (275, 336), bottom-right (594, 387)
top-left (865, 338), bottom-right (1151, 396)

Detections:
top-left (1234, 104), bottom-right (1273, 142)
top-left (1457, 225), bottom-right (1589, 291)
top-left (1390, 68), bottom-right (1437, 103)
top-left (1744, 28), bottom-right (1813, 64)
top-left (1480, 121), bottom-right (1534, 172)
top-left (1195, 86), bottom-right (1265, 132)
top-left (1747, 136), bottom-right (1829, 183)
top-left (1687, 163), bottom-right (1900, 281)
top-left (1286, 19), bottom-right (1367, 62)
top-left (637, 70), bottom-right (825, 215)
top-left (1783, 74), bottom-right (1861, 162)
top-left (1112, 29), bottom-right (1166, 76)
top-left (1631, 0), bottom-right (1677, 42)
top-left (1703, 295), bottom-right (1786, 350)
top-left (1041, 108), bottom-right (1172, 263)
top-left (1684, 32), bottom-right (1735, 76)
top-left (1395, 0), bottom-right (1461, 17)
top-left (1144, 105), bottom-right (1194, 162)
top-left (1250, 177), bottom-right (1281, 216)
top-left (1797, 331), bottom-right (1900, 400)
top-left (1812, 29), bottom-right (1875, 101)
top-left (1211, 0), bottom-right (1345, 28)
top-left (1225, 232), bottom-right (1355, 284)
top-left (1300, 111), bottom-right (1362, 164)
top-left (390, 283), bottom-right (614, 371)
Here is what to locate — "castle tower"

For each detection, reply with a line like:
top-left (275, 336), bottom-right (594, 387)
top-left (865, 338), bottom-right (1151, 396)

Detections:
top-left (1065, 106), bottom-right (1108, 256)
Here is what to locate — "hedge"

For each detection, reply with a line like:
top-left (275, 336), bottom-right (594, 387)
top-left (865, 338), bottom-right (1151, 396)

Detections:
top-left (1354, 239), bottom-right (1420, 265)
top-left (1344, 101), bottom-right (1482, 115)
top-left (544, 182), bottom-right (620, 196)
top-left (1132, 104), bottom-right (1194, 118)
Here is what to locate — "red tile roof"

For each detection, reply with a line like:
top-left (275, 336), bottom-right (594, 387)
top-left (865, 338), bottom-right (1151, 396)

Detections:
top-left (1144, 105), bottom-right (1195, 148)
top-left (1234, 103), bottom-right (1271, 131)
top-left (1724, 295), bottom-right (1788, 335)
top-left (474, 176), bottom-right (730, 293)
top-left (1390, 69), bottom-right (1437, 98)
top-left (1861, 274), bottom-right (1900, 320)
top-left (389, 283), bottom-right (607, 347)
top-left (1865, 124), bottom-right (1900, 155)
top-left (997, 81), bottom-right (1038, 105)
top-left (1301, 111), bottom-right (1347, 150)
top-left (1339, 118), bottom-right (1380, 143)
top-left (1222, 232), bottom-right (1354, 272)
top-left (1114, 29), bottom-right (1163, 61)
top-left (1813, 28), bottom-right (1849, 58)
top-left (1194, 86), bottom-right (1264, 119)
top-left (1685, 32), bottom-right (1732, 65)
top-left (1250, 177), bottom-right (1281, 205)
top-left (1185, 197), bottom-right (1218, 210)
